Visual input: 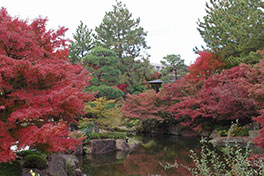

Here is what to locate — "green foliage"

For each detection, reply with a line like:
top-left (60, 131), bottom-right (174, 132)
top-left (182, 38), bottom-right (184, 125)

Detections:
top-left (142, 140), bottom-right (156, 149)
top-left (80, 98), bottom-right (124, 141)
top-left (86, 85), bottom-right (124, 100)
top-left (218, 129), bottom-right (228, 137)
top-left (227, 51), bottom-right (262, 68)
top-left (23, 154), bottom-right (48, 170)
top-left (82, 47), bottom-right (121, 86)
top-left (161, 138), bottom-right (264, 176)
top-left (160, 54), bottom-right (188, 81)
top-left (0, 160), bottom-right (23, 176)
top-left (95, 1), bottom-right (148, 62)
top-left (216, 123), bottom-right (250, 137)
top-left (197, 0), bottom-right (264, 66)
top-left (82, 47), bottom-right (124, 99)
top-left (90, 132), bottom-right (126, 140)
top-left (66, 159), bottom-right (74, 176)
top-left (17, 150), bottom-right (46, 159)
top-left (69, 21), bottom-right (94, 64)
top-left (95, 1), bottom-right (150, 94)
top-left (122, 118), bottom-right (141, 129)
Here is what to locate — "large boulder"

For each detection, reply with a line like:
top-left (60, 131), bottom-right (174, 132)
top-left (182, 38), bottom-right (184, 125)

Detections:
top-left (86, 139), bottom-right (116, 154)
top-left (167, 125), bottom-right (180, 135)
top-left (116, 139), bottom-right (130, 151)
top-left (47, 154), bottom-right (67, 176)
top-left (22, 154), bottom-right (82, 176)
top-left (211, 137), bottom-right (251, 147)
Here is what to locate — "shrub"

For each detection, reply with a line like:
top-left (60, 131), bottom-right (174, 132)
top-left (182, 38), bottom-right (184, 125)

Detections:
top-left (90, 132), bottom-right (126, 140)
top-left (17, 150), bottom-right (46, 159)
top-left (160, 138), bottom-right (264, 176)
top-left (23, 154), bottom-right (48, 170)
top-left (0, 160), bottom-right (23, 176)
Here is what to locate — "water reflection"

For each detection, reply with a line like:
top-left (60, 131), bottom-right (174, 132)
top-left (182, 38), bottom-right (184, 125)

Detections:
top-left (82, 135), bottom-right (200, 176)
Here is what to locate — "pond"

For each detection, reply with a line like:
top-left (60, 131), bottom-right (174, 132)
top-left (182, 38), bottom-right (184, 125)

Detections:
top-left (81, 135), bottom-right (200, 176)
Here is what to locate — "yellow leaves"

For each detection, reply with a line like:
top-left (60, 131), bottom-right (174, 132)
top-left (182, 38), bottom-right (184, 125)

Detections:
top-left (84, 97), bottom-right (123, 129)
top-left (85, 97), bottom-right (115, 118)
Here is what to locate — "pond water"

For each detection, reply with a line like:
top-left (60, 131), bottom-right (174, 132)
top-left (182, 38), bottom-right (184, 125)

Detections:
top-left (82, 135), bottom-right (200, 176)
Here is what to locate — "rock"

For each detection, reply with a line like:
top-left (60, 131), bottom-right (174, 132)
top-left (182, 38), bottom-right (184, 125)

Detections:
top-left (252, 121), bottom-right (260, 130)
top-left (73, 142), bottom-right (83, 155)
top-left (88, 139), bottom-right (116, 154)
top-left (167, 125), bottom-right (180, 135)
top-left (181, 128), bottom-right (199, 137)
top-left (211, 137), bottom-right (251, 146)
top-left (116, 139), bottom-right (130, 151)
top-left (98, 128), bottom-right (112, 133)
top-left (74, 169), bottom-right (82, 176)
top-left (209, 130), bottom-right (219, 139)
top-left (128, 142), bottom-right (140, 152)
top-left (63, 154), bottom-right (80, 169)
top-left (22, 168), bottom-right (49, 176)
top-left (83, 145), bottom-right (92, 154)
top-left (47, 154), bottom-right (67, 176)
top-left (249, 130), bottom-right (259, 139)
top-left (22, 154), bottom-right (82, 176)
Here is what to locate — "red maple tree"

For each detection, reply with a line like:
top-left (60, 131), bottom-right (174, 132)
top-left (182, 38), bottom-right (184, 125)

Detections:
top-left (0, 8), bottom-right (93, 162)
top-left (185, 51), bottom-right (225, 86)
top-left (122, 90), bottom-right (169, 120)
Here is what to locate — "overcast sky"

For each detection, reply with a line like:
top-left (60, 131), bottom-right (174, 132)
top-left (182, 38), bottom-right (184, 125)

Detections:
top-left (1, 0), bottom-right (208, 65)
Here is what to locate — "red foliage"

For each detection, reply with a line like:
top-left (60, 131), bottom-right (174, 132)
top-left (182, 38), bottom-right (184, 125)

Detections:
top-left (122, 90), bottom-right (168, 120)
top-left (246, 58), bottom-right (264, 149)
top-left (116, 83), bottom-right (127, 93)
top-left (149, 72), bottom-right (161, 80)
top-left (185, 51), bottom-right (225, 84)
top-left (0, 8), bottom-right (93, 162)
top-left (168, 64), bottom-right (258, 130)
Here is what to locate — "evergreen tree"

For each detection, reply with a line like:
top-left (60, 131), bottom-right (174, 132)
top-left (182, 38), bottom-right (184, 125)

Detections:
top-left (95, 1), bottom-right (148, 64)
top-left (197, 0), bottom-right (264, 66)
top-left (160, 54), bottom-right (187, 81)
top-left (69, 21), bottom-right (94, 64)
top-left (95, 1), bottom-right (150, 94)
top-left (81, 47), bottom-right (124, 99)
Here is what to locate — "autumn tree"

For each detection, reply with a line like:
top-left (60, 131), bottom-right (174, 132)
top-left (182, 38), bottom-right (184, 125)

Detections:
top-left (69, 21), bottom-right (94, 64)
top-left (0, 8), bottom-right (94, 163)
top-left (185, 51), bottom-right (225, 86)
top-left (160, 54), bottom-right (187, 81)
top-left (122, 89), bottom-right (172, 121)
top-left (95, 1), bottom-right (149, 93)
top-left (81, 47), bottom-right (124, 99)
top-left (197, 0), bottom-right (264, 66)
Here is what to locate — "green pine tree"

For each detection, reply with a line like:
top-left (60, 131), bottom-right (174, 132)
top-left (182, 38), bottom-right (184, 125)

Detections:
top-left (69, 21), bottom-right (94, 64)
top-left (95, 1), bottom-right (150, 94)
top-left (81, 47), bottom-right (123, 99)
top-left (197, 0), bottom-right (264, 66)
top-left (160, 54), bottom-right (187, 81)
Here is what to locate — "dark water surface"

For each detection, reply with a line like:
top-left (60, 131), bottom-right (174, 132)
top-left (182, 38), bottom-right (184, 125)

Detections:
top-left (82, 135), bottom-right (200, 176)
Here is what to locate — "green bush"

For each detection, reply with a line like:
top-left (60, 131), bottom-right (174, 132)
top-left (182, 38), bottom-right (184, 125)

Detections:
top-left (90, 132), bottom-right (126, 140)
top-left (0, 160), bottom-right (23, 176)
top-left (17, 150), bottom-right (46, 159)
top-left (86, 85), bottom-right (124, 99)
top-left (218, 129), bottom-right (228, 137)
top-left (232, 126), bottom-right (250, 137)
top-left (23, 154), bottom-right (48, 170)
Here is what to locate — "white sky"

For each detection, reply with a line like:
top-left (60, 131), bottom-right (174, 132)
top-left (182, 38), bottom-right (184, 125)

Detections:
top-left (1, 0), bottom-right (208, 65)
